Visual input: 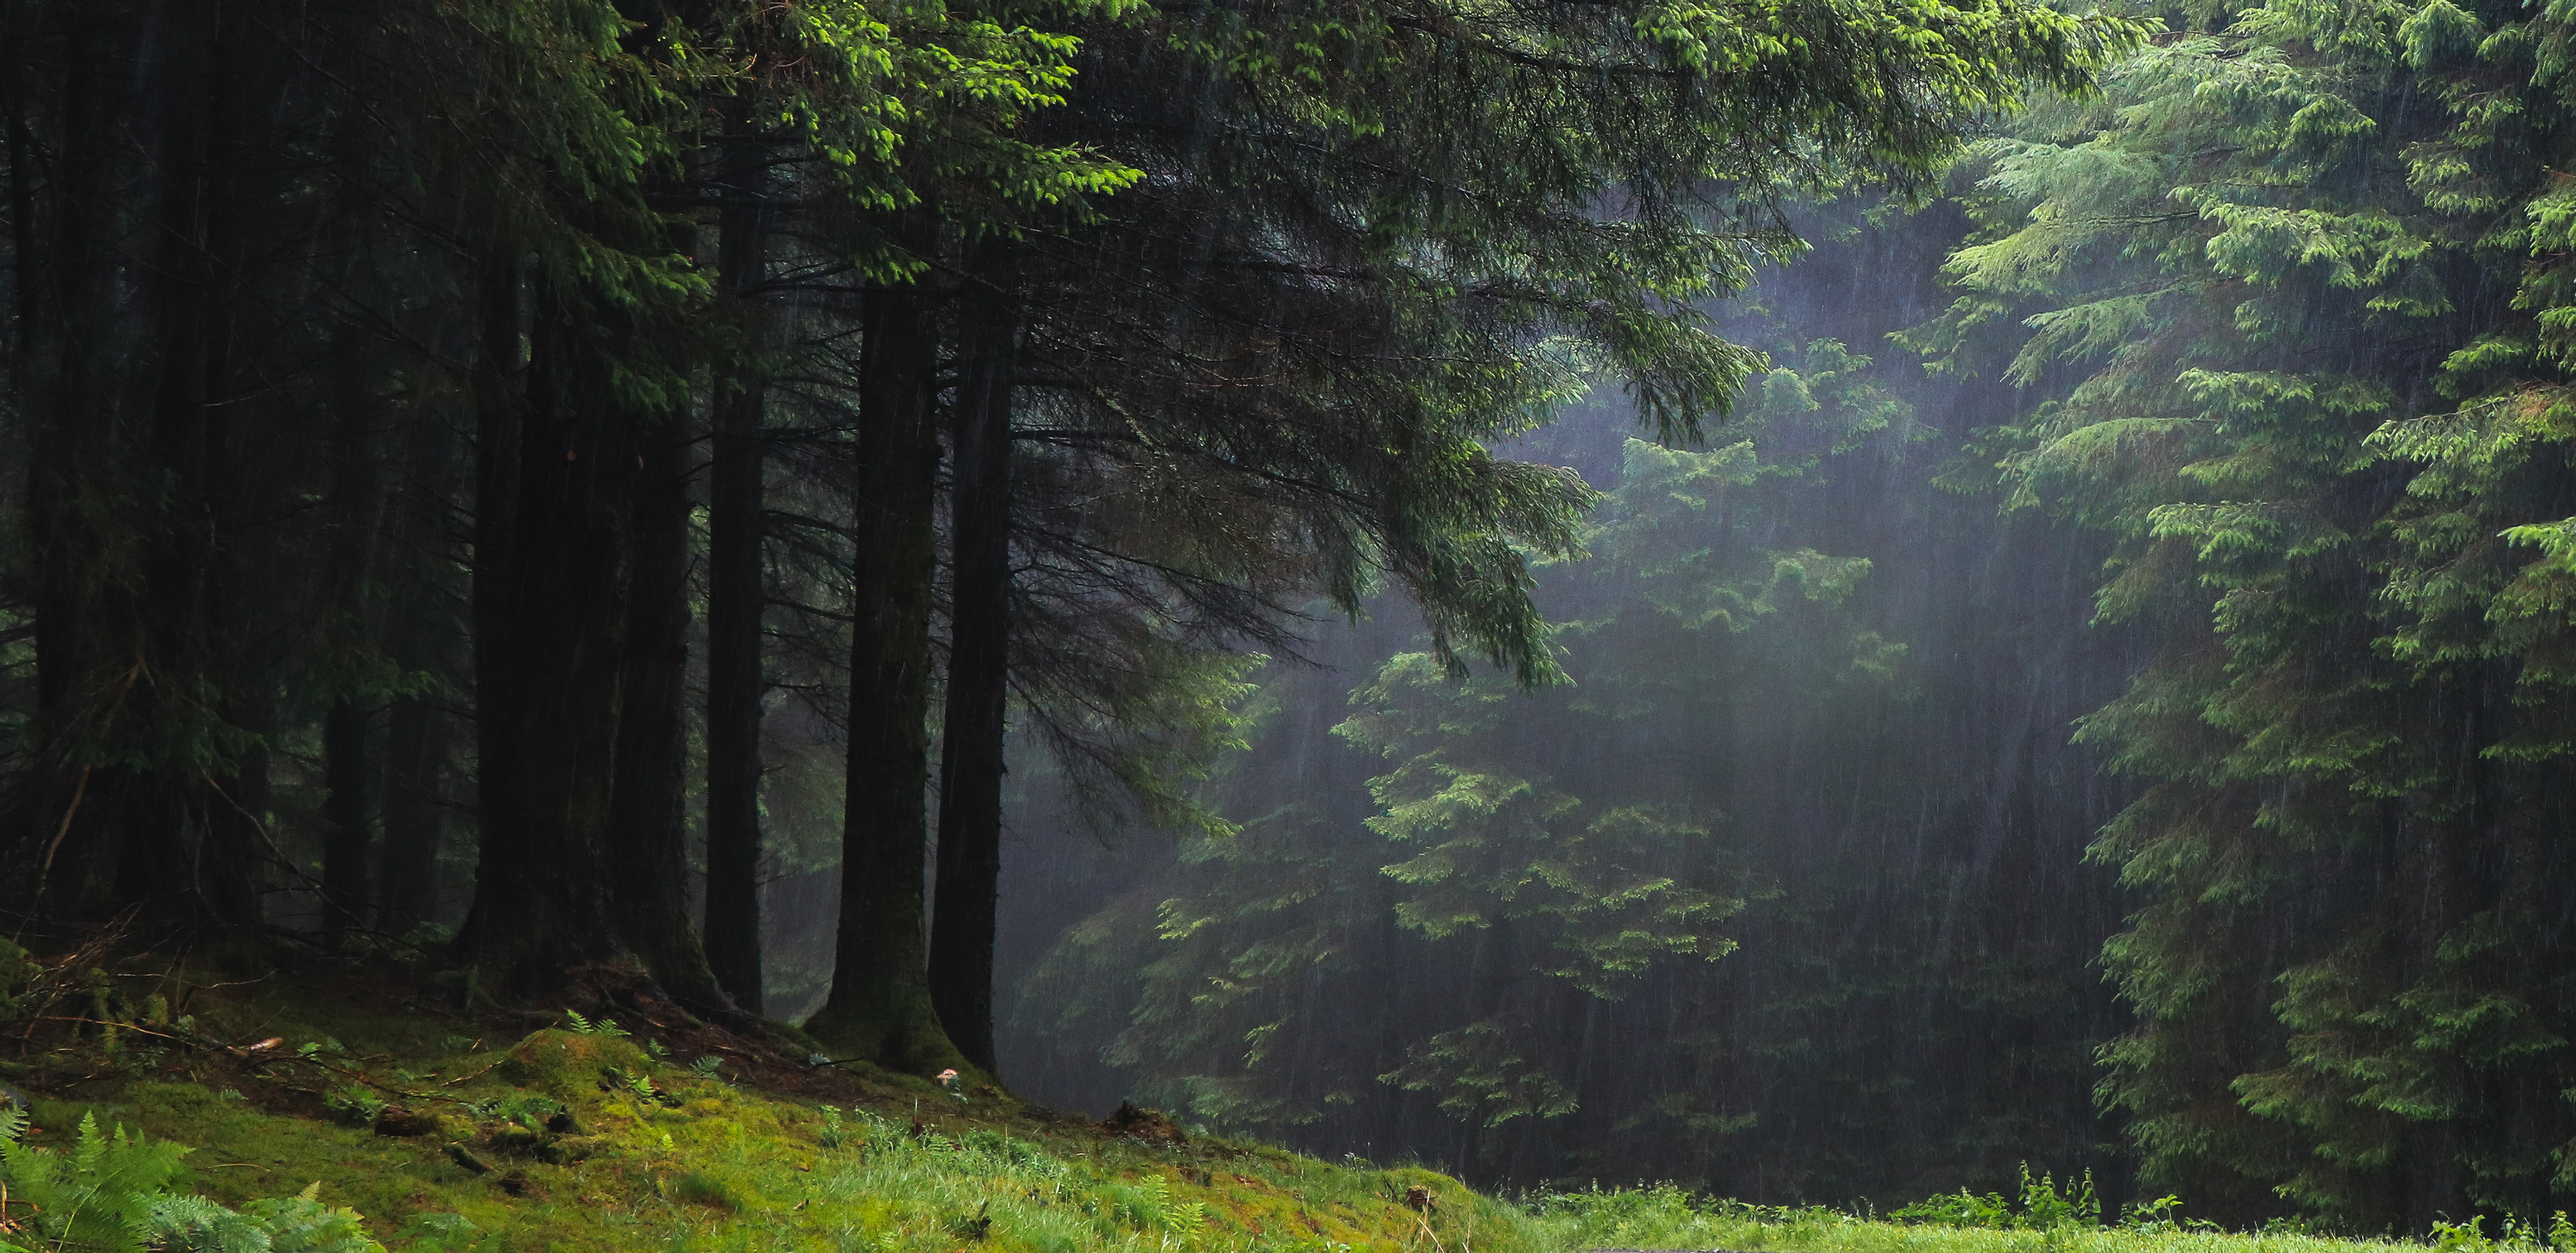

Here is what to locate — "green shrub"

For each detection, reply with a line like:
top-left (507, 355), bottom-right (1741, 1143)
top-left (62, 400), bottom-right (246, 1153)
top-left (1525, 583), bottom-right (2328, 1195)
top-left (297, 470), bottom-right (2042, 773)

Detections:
top-left (0, 939), bottom-right (34, 1025)
top-left (1890, 1165), bottom-right (2101, 1231)
top-left (0, 1098), bottom-right (433, 1253)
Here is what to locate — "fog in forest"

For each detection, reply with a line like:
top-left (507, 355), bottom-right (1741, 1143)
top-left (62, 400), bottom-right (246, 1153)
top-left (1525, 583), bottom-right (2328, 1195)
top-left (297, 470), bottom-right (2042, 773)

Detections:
top-left (7, 0), bottom-right (2576, 1241)
top-left (969, 205), bottom-right (2153, 1203)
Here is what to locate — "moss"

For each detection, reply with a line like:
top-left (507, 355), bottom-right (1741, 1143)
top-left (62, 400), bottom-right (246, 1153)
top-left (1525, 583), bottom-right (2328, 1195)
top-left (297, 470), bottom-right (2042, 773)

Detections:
top-left (494, 1029), bottom-right (655, 1099)
top-left (0, 967), bottom-right (1509, 1253)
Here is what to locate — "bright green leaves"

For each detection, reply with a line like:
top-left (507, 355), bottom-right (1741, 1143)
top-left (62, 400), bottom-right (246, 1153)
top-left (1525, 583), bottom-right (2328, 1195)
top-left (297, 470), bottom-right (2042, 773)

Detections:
top-left (1379, 1020), bottom-right (1580, 1127)
top-left (1342, 654), bottom-right (1739, 997)
top-left (2400, 0), bottom-right (2483, 70)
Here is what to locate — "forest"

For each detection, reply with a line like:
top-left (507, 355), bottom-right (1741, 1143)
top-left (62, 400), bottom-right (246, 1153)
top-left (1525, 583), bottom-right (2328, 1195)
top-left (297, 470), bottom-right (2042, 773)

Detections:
top-left (2, 0), bottom-right (2574, 1242)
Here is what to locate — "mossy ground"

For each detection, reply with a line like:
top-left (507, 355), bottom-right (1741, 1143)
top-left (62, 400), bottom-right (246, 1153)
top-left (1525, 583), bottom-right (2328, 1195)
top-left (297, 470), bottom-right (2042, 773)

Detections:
top-left (0, 948), bottom-right (1538, 1253)
top-left (2, 947), bottom-right (2530, 1253)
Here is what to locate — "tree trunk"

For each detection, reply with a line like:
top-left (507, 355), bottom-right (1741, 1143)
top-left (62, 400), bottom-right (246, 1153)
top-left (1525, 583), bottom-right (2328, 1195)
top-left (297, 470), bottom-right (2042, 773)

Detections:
top-left (607, 417), bottom-right (728, 1010)
top-left (322, 700), bottom-right (372, 926)
top-left (928, 239), bottom-right (1020, 1075)
top-left (805, 209), bottom-right (967, 1075)
top-left (703, 99), bottom-right (772, 1013)
top-left (118, 0), bottom-right (234, 916)
top-left (379, 696), bottom-right (445, 932)
top-left (380, 298), bottom-right (468, 936)
top-left (20, 3), bottom-right (115, 919)
top-left (464, 244), bottom-right (522, 971)
top-left (475, 281), bottom-right (637, 984)
top-left (321, 311), bottom-right (381, 927)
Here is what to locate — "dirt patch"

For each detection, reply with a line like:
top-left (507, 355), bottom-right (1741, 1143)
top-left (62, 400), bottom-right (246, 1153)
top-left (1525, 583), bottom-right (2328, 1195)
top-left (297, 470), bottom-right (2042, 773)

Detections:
top-left (1099, 1100), bottom-right (1185, 1144)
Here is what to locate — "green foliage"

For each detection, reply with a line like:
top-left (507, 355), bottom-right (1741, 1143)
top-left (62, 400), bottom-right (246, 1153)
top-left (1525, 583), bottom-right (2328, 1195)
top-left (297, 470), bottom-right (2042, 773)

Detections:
top-left (558, 1011), bottom-right (625, 1039)
top-left (0, 940), bottom-right (33, 1026)
top-left (1017, 301), bottom-right (2102, 1192)
top-left (0, 1108), bottom-right (386, 1253)
top-left (1890, 1166), bottom-right (2103, 1230)
top-left (1915, 0), bottom-right (2576, 1223)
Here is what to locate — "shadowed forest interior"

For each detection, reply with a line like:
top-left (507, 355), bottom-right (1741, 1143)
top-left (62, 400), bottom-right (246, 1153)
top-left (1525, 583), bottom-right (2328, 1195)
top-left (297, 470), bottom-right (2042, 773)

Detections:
top-left (6, 0), bottom-right (2576, 1241)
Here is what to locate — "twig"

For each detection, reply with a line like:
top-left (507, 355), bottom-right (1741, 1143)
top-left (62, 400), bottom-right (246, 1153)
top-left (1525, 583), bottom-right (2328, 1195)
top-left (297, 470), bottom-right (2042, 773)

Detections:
top-left (440, 1059), bottom-right (501, 1088)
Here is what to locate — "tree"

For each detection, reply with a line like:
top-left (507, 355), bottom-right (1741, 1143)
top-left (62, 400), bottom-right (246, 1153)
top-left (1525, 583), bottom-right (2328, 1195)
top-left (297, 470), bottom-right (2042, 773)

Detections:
top-left (915, 0), bottom-right (2136, 1083)
top-left (1910, 0), bottom-right (2576, 1221)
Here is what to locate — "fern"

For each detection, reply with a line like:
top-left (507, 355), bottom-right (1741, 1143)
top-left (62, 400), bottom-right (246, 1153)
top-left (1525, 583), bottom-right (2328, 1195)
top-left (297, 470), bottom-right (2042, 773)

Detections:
top-left (238, 1187), bottom-right (383, 1253)
top-left (148, 1193), bottom-right (275, 1253)
top-left (0, 1109), bottom-right (382, 1253)
top-left (560, 1011), bottom-right (625, 1038)
top-left (0, 1110), bottom-right (185, 1253)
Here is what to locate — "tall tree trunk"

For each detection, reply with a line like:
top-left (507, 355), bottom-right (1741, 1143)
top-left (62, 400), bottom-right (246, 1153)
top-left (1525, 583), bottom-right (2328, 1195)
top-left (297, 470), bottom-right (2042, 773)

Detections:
top-left (321, 701), bottom-right (370, 925)
top-left (928, 239), bottom-right (1020, 1075)
top-left (460, 280), bottom-right (637, 987)
top-left (608, 420), bottom-right (729, 1010)
top-left (465, 241), bottom-right (523, 958)
top-left (198, 30), bottom-right (266, 926)
top-left (321, 313), bottom-right (381, 927)
top-left (20, 3), bottom-right (113, 919)
top-left (379, 696), bottom-right (445, 932)
top-left (703, 100), bottom-right (772, 1013)
top-left (380, 303), bottom-right (468, 935)
top-left (119, 0), bottom-right (230, 916)
top-left (464, 279), bottom-right (641, 986)
top-left (805, 209), bottom-right (967, 1075)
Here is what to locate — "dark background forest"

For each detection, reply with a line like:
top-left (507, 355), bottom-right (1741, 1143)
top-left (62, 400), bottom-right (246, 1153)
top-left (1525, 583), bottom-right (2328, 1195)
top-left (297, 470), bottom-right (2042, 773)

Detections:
top-left (5, 0), bottom-right (2576, 1239)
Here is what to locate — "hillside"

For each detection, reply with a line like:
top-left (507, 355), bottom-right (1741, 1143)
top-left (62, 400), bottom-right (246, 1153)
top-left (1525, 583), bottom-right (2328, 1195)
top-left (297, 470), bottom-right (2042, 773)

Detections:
top-left (0, 941), bottom-right (1545, 1253)
top-left (3, 942), bottom-right (2561, 1253)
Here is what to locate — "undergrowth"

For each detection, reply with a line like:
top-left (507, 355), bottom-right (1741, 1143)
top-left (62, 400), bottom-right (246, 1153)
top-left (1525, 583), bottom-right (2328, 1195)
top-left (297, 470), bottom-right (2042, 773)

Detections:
top-left (1523, 1185), bottom-right (2576, 1253)
top-left (6, 941), bottom-right (2573, 1253)
top-left (0, 944), bottom-right (1521, 1253)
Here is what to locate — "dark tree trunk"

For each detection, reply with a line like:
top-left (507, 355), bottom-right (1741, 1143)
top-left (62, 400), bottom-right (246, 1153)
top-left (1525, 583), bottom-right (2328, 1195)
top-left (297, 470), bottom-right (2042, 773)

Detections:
top-left (379, 696), bottom-right (445, 932)
top-left (466, 246), bottom-right (521, 966)
top-left (118, 0), bottom-right (240, 917)
top-left (199, 64), bottom-right (268, 927)
top-left (465, 281), bottom-right (639, 985)
top-left (464, 239), bottom-right (517, 969)
top-left (322, 701), bottom-right (372, 925)
top-left (380, 295), bottom-right (468, 935)
top-left (806, 209), bottom-right (965, 1075)
top-left (21, 3), bottom-right (115, 920)
top-left (928, 239), bottom-right (1020, 1075)
top-left (702, 100), bottom-right (772, 1014)
top-left (608, 419), bottom-right (728, 1009)
top-left (321, 309), bottom-right (382, 926)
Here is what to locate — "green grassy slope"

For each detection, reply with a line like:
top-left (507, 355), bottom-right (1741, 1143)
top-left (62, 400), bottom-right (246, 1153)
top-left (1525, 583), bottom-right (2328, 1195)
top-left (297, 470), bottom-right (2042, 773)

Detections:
top-left (1, 950), bottom-right (2555, 1253)
top-left (0, 953), bottom-right (1536, 1253)
top-left (1525, 1189), bottom-right (2538, 1253)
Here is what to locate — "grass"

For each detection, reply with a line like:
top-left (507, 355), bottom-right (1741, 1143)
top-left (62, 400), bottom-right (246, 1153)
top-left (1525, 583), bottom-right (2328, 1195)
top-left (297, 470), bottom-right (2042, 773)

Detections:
top-left (1516, 1186), bottom-right (2559, 1253)
top-left (3, 948), bottom-right (2565, 1253)
top-left (0, 950), bottom-right (1541, 1253)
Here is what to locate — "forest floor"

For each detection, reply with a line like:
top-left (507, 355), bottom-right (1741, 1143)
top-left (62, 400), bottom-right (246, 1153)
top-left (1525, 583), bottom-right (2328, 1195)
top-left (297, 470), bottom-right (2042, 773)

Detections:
top-left (0, 943), bottom-right (2529, 1253)
top-left (1540, 1191), bottom-right (2477, 1253)
top-left (0, 942), bottom-right (1534, 1253)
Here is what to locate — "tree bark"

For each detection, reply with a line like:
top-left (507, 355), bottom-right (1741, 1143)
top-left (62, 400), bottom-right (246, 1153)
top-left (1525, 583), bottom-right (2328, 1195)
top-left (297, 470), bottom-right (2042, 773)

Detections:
top-left (703, 99), bottom-right (772, 1014)
top-left (463, 244), bottom-right (523, 972)
top-left (119, 0), bottom-right (235, 916)
top-left (472, 281), bottom-right (638, 985)
top-left (608, 419), bottom-right (727, 1009)
top-left (20, 3), bottom-right (115, 920)
top-left (379, 696), bottom-right (445, 932)
top-left (321, 701), bottom-right (372, 926)
top-left (321, 308), bottom-right (382, 927)
top-left (928, 238), bottom-right (1020, 1075)
top-left (805, 209), bottom-right (966, 1075)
